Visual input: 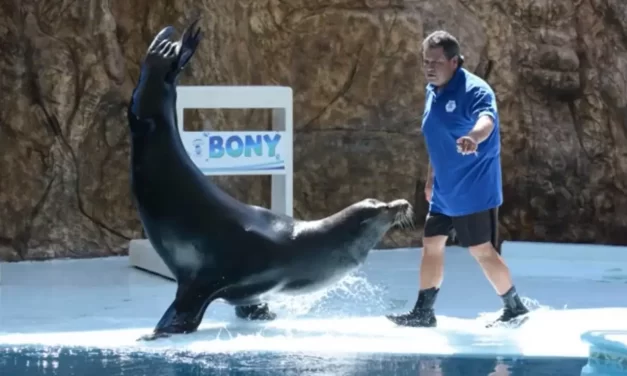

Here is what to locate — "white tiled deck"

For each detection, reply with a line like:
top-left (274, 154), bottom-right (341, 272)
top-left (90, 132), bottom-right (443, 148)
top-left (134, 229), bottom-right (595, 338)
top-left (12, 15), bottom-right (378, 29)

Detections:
top-left (1, 241), bottom-right (627, 359)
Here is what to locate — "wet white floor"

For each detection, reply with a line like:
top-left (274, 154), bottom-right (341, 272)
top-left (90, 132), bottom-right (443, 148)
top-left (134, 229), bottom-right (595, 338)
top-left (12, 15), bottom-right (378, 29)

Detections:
top-left (1, 241), bottom-right (627, 358)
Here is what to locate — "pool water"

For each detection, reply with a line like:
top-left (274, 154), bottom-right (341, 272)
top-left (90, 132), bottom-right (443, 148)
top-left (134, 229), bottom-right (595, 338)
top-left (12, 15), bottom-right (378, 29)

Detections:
top-left (0, 346), bottom-right (593, 376)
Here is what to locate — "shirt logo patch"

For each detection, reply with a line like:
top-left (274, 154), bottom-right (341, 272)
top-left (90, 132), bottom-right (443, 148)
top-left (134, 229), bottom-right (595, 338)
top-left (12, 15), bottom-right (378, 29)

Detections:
top-left (445, 100), bottom-right (456, 113)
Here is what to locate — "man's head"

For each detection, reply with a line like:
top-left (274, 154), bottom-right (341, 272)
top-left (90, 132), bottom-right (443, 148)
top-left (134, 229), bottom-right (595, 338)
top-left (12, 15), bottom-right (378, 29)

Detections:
top-left (422, 30), bottom-right (464, 87)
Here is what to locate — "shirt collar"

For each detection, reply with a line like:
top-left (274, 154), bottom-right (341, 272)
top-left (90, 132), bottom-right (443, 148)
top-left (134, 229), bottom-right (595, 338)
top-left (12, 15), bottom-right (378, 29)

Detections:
top-left (426, 67), bottom-right (464, 95)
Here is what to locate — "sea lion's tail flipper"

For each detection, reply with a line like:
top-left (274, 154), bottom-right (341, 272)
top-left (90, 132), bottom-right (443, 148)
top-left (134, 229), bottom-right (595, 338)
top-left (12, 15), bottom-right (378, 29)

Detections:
top-left (147, 26), bottom-right (176, 56)
top-left (175, 18), bottom-right (203, 76)
top-left (137, 282), bottom-right (222, 341)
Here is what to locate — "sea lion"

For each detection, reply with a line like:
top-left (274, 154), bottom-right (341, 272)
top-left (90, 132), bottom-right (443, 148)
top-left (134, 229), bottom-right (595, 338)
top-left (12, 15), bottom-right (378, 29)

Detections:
top-left (127, 20), bottom-right (415, 341)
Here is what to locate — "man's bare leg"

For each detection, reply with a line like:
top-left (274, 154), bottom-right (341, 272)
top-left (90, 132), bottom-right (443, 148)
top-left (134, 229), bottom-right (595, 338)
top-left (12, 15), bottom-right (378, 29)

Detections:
top-left (386, 235), bottom-right (448, 327)
top-left (420, 235), bottom-right (448, 289)
top-left (470, 241), bottom-right (529, 324)
top-left (469, 241), bottom-right (513, 295)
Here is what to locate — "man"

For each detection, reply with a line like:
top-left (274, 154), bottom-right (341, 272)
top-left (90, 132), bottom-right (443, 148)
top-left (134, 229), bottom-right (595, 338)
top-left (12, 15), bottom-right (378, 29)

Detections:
top-left (386, 30), bottom-right (529, 328)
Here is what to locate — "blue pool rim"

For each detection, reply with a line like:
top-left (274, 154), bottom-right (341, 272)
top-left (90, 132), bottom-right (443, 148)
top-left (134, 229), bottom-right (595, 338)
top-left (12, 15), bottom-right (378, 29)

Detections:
top-left (581, 330), bottom-right (627, 355)
top-left (580, 330), bottom-right (627, 373)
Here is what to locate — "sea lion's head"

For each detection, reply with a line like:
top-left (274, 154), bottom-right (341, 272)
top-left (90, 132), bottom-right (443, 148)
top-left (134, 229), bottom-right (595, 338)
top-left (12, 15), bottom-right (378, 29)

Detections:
top-left (332, 197), bottom-right (414, 258)
top-left (356, 198), bottom-right (414, 231)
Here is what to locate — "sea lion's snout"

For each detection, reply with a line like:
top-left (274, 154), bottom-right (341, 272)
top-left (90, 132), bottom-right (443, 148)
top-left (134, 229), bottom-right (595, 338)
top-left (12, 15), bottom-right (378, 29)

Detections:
top-left (388, 199), bottom-right (414, 230)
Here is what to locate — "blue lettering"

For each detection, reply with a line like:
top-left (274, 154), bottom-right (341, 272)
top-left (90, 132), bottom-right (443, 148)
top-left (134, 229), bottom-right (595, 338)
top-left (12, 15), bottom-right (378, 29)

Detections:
top-left (208, 136), bottom-right (224, 158)
top-left (244, 135), bottom-right (263, 157)
top-left (226, 136), bottom-right (244, 157)
top-left (206, 133), bottom-right (282, 159)
top-left (263, 134), bottom-right (281, 158)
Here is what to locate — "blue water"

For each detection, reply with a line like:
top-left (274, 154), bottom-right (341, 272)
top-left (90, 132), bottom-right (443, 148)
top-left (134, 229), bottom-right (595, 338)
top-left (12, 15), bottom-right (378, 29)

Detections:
top-left (0, 345), bottom-right (596, 376)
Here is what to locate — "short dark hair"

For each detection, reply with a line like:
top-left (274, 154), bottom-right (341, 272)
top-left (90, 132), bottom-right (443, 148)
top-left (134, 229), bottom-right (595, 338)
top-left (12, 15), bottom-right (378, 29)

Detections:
top-left (422, 30), bottom-right (464, 64)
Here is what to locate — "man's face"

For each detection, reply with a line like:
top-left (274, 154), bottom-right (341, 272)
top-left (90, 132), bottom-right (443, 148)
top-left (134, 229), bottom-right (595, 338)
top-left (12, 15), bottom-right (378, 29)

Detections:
top-left (422, 47), bottom-right (458, 87)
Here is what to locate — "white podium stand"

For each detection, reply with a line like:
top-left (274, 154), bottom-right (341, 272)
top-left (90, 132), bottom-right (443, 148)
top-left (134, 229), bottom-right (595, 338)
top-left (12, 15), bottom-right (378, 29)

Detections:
top-left (129, 86), bottom-right (294, 281)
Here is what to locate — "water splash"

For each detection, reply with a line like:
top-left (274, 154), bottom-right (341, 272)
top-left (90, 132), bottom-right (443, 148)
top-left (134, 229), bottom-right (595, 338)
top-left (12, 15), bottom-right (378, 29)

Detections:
top-left (263, 270), bottom-right (389, 318)
top-left (476, 295), bottom-right (552, 324)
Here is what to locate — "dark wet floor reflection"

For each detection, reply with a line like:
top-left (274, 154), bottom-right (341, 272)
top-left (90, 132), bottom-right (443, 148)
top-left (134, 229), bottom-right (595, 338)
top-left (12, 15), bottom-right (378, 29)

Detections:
top-left (0, 346), bottom-right (595, 376)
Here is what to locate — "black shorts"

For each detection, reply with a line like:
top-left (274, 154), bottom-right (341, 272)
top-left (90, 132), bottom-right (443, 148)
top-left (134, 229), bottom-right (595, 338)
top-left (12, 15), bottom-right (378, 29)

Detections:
top-left (423, 207), bottom-right (500, 253)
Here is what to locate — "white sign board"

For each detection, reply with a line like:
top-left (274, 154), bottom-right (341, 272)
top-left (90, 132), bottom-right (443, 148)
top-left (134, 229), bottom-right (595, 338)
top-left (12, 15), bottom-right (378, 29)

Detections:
top-left (179, 131), bottom-right (287, 174)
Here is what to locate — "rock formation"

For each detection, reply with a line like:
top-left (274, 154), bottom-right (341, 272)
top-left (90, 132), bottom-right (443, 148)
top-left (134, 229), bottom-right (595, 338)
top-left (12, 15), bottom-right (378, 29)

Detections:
top-left (1, 0), bottom-right (627, 260)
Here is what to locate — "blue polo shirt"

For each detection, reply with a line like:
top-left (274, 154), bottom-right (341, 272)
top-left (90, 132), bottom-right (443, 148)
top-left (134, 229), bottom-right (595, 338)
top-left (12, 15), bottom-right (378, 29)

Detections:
top-left (421, 67), bottom-right (503, 217)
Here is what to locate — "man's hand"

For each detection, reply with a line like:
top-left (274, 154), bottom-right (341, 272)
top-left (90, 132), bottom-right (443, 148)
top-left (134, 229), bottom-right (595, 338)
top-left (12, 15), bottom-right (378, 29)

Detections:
top-left (456, 135), bottom-right (479, 155)
top-left (457, 114), bottom-right (494, 155)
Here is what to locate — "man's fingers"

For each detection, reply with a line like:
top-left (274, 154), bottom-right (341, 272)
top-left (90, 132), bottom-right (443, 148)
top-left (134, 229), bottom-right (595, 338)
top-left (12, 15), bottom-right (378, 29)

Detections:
top-left (456, 137), bottom-right (476, 154)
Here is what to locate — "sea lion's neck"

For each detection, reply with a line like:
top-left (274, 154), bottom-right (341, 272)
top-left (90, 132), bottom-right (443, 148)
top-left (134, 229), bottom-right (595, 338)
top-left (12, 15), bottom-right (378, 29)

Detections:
top-left (131, 77), bottom-right (176, 116)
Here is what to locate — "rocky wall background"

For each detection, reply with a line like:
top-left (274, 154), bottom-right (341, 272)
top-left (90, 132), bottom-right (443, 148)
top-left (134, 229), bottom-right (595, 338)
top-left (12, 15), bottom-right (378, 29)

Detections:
top-left (1, 0), bottom-right (627, 261)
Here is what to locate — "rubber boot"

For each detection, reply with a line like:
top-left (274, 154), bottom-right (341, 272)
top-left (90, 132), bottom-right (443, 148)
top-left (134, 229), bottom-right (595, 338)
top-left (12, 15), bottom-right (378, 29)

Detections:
top-left (385, 287), bottom-right (439, 327)
top-left (488, 286), bottom-right (529, 327)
